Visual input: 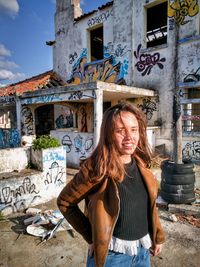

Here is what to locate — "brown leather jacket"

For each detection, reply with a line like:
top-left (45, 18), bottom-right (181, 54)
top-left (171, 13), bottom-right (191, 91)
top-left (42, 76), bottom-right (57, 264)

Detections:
top-left (57, 156), bottom-right (165, 267)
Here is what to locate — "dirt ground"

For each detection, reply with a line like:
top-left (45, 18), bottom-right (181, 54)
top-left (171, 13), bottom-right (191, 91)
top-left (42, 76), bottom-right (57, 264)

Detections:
top-left (0, 198), bottom-right (200, 267)
top-left (0, 168), bottom-right (200, 267)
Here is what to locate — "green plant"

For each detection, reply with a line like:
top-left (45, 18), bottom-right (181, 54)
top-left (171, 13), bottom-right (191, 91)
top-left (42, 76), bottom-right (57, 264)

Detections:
top-left (32, 135), bottom-right (60, 150)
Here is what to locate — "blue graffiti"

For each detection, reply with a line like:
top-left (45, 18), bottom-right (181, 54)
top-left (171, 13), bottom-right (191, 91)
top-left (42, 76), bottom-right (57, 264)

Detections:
top-left (43, 151), bottom-right (65, 162)
top-left (0, 129), bottom-right (20, 149)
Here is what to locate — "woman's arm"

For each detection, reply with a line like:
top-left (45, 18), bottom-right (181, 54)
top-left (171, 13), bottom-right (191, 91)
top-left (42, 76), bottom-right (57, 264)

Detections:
top-left (57, 170), bottom-right (98, 244)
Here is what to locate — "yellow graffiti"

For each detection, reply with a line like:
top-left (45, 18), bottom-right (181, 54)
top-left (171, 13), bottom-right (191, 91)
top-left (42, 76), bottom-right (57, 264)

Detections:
top-left (168, 0), bottom-right (199, 25)
top-left (67, 56), bottom-right (124, 85)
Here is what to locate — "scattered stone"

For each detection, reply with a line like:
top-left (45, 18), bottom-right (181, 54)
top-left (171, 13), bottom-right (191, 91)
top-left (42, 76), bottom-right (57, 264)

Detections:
top-left (168, 214), bottom-right (178, 222)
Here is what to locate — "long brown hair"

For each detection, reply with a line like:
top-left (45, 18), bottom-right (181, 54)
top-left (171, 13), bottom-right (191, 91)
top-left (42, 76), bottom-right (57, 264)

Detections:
top-left (81, 102), bottom-right (152, 181)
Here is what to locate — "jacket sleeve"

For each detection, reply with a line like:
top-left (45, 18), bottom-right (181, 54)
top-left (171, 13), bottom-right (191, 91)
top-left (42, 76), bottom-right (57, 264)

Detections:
top-left (57, 169), bottom-right (96, 244)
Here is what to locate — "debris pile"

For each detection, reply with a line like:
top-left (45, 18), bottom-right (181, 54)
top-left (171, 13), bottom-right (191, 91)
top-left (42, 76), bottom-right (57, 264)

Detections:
top-left (24, 208), bottom-right (74, 242)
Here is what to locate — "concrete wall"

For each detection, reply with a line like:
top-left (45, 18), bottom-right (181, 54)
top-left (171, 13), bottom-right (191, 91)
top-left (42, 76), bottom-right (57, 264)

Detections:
top-left (0, 147), bottom-right (30, 173)
top-left (53, 0), bottom-right (200, 161)
top-left (51, 130), bottom-right (94, 168)
top-left (0, 146), bottom-right (67, 215)
top-left (0, 170), bottom-right (66, 215)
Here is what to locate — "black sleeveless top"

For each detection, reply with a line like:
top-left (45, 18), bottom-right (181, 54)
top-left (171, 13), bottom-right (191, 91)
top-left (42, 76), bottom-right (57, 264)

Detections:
top-left (113, 159), bottom-right (150, 240)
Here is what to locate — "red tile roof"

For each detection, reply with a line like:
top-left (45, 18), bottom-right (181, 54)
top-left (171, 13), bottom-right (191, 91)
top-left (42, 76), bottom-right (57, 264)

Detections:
top-left (0, 70), bottom-right (66, 97)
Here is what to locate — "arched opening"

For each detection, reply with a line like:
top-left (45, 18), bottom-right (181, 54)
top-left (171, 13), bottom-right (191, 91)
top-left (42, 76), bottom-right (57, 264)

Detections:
top-left (35, 105), bottom-right (54, 136)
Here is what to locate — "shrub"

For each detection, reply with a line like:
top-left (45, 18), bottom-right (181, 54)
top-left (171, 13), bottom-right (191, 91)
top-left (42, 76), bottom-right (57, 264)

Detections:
top-left (32, 135), bottom-right (60, 150)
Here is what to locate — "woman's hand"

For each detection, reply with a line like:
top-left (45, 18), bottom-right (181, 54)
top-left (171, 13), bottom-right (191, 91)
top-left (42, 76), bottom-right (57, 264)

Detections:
top-left (88, 243), bottom-right (94, 257)
top-left (150, 244), bottom-right (163, 256)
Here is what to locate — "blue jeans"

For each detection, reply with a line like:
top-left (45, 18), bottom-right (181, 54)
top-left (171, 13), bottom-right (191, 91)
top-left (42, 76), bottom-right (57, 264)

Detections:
top-left (86, 245), bottom-right (151, 267)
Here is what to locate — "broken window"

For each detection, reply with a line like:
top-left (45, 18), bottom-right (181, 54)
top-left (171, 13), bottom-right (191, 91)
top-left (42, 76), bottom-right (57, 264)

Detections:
top-left (183, 88), bottom-right (200, 132)
top-left (146, 1), bottom-right (167, 48)
top-left (90, 26), bottom-right (103, 61)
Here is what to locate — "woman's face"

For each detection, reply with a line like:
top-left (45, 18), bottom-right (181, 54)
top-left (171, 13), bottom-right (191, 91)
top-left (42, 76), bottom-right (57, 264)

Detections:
top-left (113, 111), bottom-right (139, 164)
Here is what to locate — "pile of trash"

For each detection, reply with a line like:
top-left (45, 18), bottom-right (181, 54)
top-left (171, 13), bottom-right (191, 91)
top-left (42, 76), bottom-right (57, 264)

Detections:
top-left (24, 208), bottom-right (74, 243)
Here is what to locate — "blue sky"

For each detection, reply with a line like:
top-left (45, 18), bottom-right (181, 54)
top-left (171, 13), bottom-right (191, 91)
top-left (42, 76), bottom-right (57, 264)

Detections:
top-left (0, 0), bottom-right (109, 87)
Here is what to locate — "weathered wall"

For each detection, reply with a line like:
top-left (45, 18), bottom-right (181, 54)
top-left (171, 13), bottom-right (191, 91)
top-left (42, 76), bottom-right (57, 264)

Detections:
top-left (54, 1), bottom-right (131, 86)
top-left (0, 147), bottom-right (30, 173)
top-left (0, 129), bottom-right (20, 149)
top-left (51, 130), bottom-right (94, 168)
top-left (0, 146), bottom-right (67, 215)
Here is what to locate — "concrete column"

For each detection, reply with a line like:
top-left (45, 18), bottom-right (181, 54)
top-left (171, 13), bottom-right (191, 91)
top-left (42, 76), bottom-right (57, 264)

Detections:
top-left (93, 89), bottom-right (103, 147)
top-left (16, 96), bottom-right (21, 141)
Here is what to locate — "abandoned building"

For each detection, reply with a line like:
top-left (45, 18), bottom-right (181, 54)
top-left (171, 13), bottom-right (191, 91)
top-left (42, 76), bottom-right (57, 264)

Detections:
top-left (0, 0), bottom-right (200, 168)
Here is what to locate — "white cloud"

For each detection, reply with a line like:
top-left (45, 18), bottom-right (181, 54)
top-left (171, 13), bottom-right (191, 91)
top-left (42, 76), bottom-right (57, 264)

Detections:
top-left (0, 0), bottom-right (19, 17)
top-left (0, 60), bottom-right (18, 69)
top-left (0, 44), bottom-right (11, 57)
top-left (0, 69), bottom-right (25, 82)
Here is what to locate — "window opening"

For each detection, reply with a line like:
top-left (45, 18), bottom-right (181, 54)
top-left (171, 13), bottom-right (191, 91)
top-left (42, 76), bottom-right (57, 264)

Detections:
top-left (183, 88), bottom-right (200, 132)
top-left (146, 2), bottom-right (167, 48)
top-left (90, 26), bottom-right (103, 61)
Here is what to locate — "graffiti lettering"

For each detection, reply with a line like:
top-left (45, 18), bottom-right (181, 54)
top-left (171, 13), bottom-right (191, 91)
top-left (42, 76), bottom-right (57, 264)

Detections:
top-left (0, 177), bottom-right (39, 205)
top-left (87, 9), bottom-right (113, 27)
top-left (0, 96), bottom-right (15, 104)
top-left (168, 0), bottom-right (199, 25)
top-left (138, 98), bottom-right (157, 120)
top-left (134, 44), bottom-right (166, 76)
top-left (182, 141), bottom-right (200, 160)
top-left (104, 43), bottom-right (131, 58)
top-left (43, 151), bottom-right (65, 162)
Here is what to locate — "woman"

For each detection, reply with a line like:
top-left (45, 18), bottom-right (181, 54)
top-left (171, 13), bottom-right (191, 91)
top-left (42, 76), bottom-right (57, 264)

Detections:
top-left (57, 102), bottom-right (165, 267)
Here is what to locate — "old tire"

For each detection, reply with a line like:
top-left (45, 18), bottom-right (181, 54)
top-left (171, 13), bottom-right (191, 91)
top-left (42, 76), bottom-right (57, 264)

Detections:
top-left (161, 160), bottom-right (194, 174)
top-left (161, 181), bottom-right (194, 194)
top-left (161, 173), bottom-right (195, 185)
top-left (160, 191), bottom-right (195, 204)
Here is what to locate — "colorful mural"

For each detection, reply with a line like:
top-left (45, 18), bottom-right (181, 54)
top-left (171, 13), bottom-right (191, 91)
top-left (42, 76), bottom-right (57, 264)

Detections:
top-left (134, 44), bottom-right (166, 76)
top-left (168, 0), bottom-right (199, 25)
top-left (67, 47), bottom-right (129, 85)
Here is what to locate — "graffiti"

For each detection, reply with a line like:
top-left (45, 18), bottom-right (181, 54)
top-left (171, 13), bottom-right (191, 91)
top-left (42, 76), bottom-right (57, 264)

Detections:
top-left (69, 52), bottom-right (78, 64)
top-left (182, 141), bottom-right (200, 160)
top-left (26, 94), bottom-right (62, 105)
top-left (168, 0), bottom-right (199, 25)
top-left (44, 162), bottom-right (65, 185)
top-left (0, 128), bottom-right (20, 149)
top-left (0, 177), bottom-right (39, 206)
top-left (21, 106), bottom-right (33, 135)
top-left (138, 98), bottom-right (157, 120)
top-left (134, 44), bottom-right (166, 76)
top-left (67, 56), bottom-right (126, 85)
top-left (104, 42), bottom-right (131, 58)
top-left (43, 151), bottom-right (65, 162)
top-left (74, 135), bottom-right (93, 160)
top-left (62, 134), bottom-right (73, 153)
top-left (68, 90), bottom-right (96, 100)
top-left (55, 106), bottom-right (74, 128)
top-left (87, 8), bottom-right (113, 27)
top-left (182, 115), bottom-right (200, 120)
top-left (183, 67), bottom-right (200, 82)
top-left (80, 107), bottom-right (88, 132)
top-left (61, 134), bottom-right (94, 160)
top-left (0, 96), bottom-right (15, 104)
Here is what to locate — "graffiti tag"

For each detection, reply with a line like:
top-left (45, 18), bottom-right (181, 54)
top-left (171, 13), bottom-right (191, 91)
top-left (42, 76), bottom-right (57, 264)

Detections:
top-left (168, 0), bottom-right (199, 25)
top-left (134, 44), bottom-right (166, 76)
